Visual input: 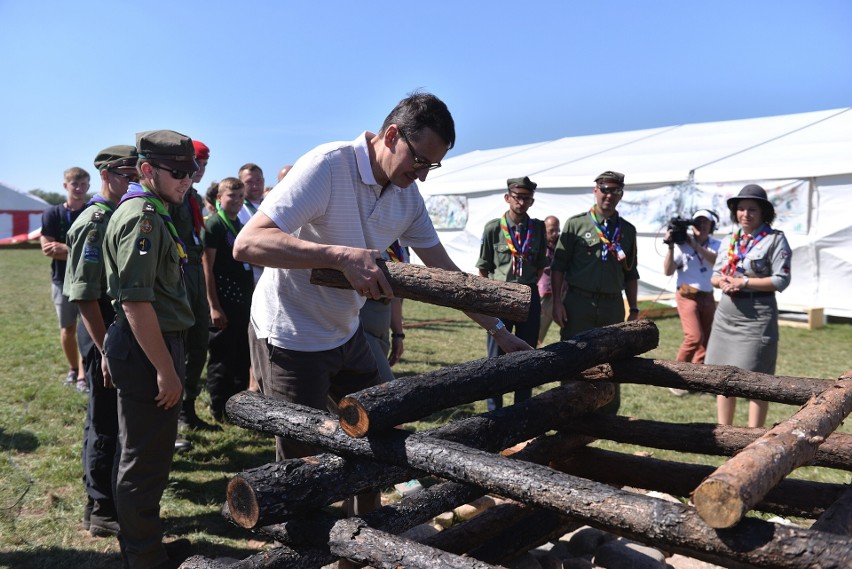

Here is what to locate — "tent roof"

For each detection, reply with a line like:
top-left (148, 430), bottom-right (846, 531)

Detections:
top-left (420, 107), bottom-right (852, 195)
top-left (0, 181), bottom-right (49, 211)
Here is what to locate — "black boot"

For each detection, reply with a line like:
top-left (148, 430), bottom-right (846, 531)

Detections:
top-left (179, 398), bottom-right (220, 431)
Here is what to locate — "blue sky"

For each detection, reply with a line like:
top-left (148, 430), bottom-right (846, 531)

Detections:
top-left (1, 0), bottom-right (850, 195)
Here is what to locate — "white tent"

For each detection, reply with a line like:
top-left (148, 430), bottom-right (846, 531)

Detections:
top-left (417, 108), bottom-right (852, 318)
top-left (0, 181), bottom-right (49, 242)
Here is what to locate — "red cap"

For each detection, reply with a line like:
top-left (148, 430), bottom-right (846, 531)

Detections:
top-left (192, 140), bottom-right (210, 160)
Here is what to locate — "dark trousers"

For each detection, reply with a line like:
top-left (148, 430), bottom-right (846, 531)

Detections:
top-left (183, 262), bottom-right (209, 400)
top-left (81, 343), bottom-right (119, 523)
top-left (485, 285), bottom-right (540, 411)
top-left (104, 321), bottom-right (185, 569)
top-left (207, 300), bottom-right (251, 417)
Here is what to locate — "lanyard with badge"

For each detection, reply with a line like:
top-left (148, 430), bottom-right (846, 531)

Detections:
top-left (587, 208), bottom-right (625, 262)
top-left (120, 183), bottom-right (188, 273)
top-left (499, 213), bottom-right (533, 276)
top-left (216, 203), bottom-right (251, 272)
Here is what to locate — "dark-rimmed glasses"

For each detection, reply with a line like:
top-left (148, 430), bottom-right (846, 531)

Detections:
top-left (153, 163), bottom-right (194, 180)
top-left (109, 169), bottom-right (139, 182)
top-left (597, 184), bottom-right (624, 196)
top-left (399, 129), bottom-right (441, 171)
top-left (508, 191), bottom-right (535, 204)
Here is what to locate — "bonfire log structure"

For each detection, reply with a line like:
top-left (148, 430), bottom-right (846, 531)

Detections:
top-left (186, 322), bottom-right (851, 569)
top-left (310, 259), bottom-right (532, 321)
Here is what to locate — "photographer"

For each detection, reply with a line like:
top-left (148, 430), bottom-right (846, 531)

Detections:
top-left (663, 209), bottom-right (720, 395)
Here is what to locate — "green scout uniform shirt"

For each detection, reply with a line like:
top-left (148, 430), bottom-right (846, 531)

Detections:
top-left (551, 210), bottom-right (640, 295)
top-left (169, 187), bottom-right (205, 263)
top-left (104, 193), bottom-right (194, 332)
top-left (64, 201), bottom-right (115, 302)
top-left (476, 215), bottom-right (548, 286)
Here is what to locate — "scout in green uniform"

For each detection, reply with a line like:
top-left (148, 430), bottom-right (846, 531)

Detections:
top-left (170, 139), bottom-right (218, 434)
top-left (551, 170), bottom-right (640, 414)
top-left (476, 176), bottom-right (548, 410)
top-left (64, 144), bottom-right (137, 538)
top-left (102, 130), bottom-right (197, 569)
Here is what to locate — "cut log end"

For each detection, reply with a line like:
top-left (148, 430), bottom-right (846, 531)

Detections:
top-left (693, 478), bottom-right (747, 529)
top-left (226, 475), bottom-right (260, 528)
top-left (338, 397), bottom-right (370, 438)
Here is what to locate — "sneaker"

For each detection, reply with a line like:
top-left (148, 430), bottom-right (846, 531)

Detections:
top-left (81, 497), bottom-right (93, 531)
top-left (89, 516), bottom-right (120, 537)
top-left (174, 437), bottom-right (192, 452)
top-left (64, 369), bottom-right (78, 386)
top-left (76, 378), bottom-right (90, 393)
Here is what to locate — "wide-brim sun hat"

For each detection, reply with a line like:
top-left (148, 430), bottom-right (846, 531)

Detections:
top-left (726, 184), bottom-right (774, 218)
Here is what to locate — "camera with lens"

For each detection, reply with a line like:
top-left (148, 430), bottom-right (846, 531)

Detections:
top-left (663, 217), bottom-right (697, 245)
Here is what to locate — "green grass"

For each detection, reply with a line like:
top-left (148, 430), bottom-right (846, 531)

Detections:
top-left (0, 247), bottom-right (849, 567)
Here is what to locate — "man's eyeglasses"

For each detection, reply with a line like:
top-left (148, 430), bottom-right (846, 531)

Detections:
top-left (399, 129), bottom-right (441, 171)
top-left (597, 184), bottom-right (624, 196)
top-left (109, 169), bottom-right (139, 182)
top-left (508, 191), bottom-right (535, 204)
top-left (153, 163), bottom-right (194, 180)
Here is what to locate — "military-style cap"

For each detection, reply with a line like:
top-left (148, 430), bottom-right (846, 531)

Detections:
top-left (594, 170), bottom-right (625, 185)
top-left (507, 176), bottom-right (537, 192)
top-left (192, 140), bottom-right (210, 161)
top-left (136, 130), bottom-right (199, 173)
top-left (93, 145), bottom-right (138, 171)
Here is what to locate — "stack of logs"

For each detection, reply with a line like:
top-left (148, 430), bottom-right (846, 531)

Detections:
top-left (180, 318), bottom-right (852, 568)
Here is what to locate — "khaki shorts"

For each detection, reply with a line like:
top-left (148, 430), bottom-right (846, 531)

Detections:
top-left (51, 282), bottom-right (79, 329)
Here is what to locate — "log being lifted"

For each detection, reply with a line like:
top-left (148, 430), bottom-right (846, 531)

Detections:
top-left (563, 414), bottom-right (852, 471)
top-left (227, 379), bottom-right (613, 526)
top-left (225, 393), bottom-right (852, 568)
top-left (693, 375), bottom-right (852, 529)
top-left (580, 358), bottom-right (835, 404)
top-left (310, 260), bottom-right (531, 321)
top-left (337, 319), bottom-right (658, 437)
top-left (551, 446), bottom-right (846, 519)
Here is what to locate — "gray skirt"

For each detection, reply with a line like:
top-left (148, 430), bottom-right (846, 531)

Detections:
top-left (704, 293), bottom-right (779, 374)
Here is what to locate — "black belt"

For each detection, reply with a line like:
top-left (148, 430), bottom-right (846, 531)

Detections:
top-left (734, 291), bottom-right (775, 299)
top-left (570, 288), bottom-right (622, 301)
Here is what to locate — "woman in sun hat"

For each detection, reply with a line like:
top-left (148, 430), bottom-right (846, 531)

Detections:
top-left (704, 184), bottom-right (792, 428)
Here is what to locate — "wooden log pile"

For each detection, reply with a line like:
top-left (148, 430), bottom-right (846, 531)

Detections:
top-left (182, 320), bottom-right (852, 569)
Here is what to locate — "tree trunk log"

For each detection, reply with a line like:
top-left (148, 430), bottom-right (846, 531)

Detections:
top-left (693, 377), bottom-right (852, 528)
top-left (310, 260), bottom-right (532, 321)
top-left (561, 414), bottom-right (852, 471)
top-left (811, 486), bottom-right (852, 536)
top-left (464, 507), bottom-right (578, 565)
top-left (420, 502), bottom-right (529, 554)
top-left (328, 517), bottom-right (501, 569)
top-left (338, 319), bottom-right (658, 437)
top-left (226, 381), bottom-right (611, 527)
top-left (579, 358), bottom-right (835, 404)
top-left (226, 392), bottom-right (851, 568)
top-left (551, 446), bottom-right (845, 519)
top-left (178, 545), bottom-right (334, 569)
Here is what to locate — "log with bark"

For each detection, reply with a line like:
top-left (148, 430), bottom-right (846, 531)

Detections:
top-left (178, 545), bottom-right (334, 569)
top-left (561, 414), bottom-right (852, 471)
top-left (464, 507), bottom-right (577, 565)
top-left (310, 260), bottom-right (531, 321)
top-left (419, 502), bottom-right (530, 555)
top-left (227, 393), bottom-right (852, 568)
top-left (579, 358), bottom-right (835, 404)
top-left (226, 380), bottom-right (611, 526)
top-left (551, 446), bottom-right (845, 519)
top-left (328, 517), bottom-right (502, 569)
top-left (811, 486), bottom-right (852, 536)
top-left (693, 376), bottom-right (852, 528)
top-left (337, 319), bottom-right (658, 437)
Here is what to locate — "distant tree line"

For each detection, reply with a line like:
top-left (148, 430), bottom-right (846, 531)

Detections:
top-left (29, 189), bottom-right (94, 206)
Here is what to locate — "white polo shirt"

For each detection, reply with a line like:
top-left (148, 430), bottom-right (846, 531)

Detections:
top-left (252, 132), bottom-right (439, 351)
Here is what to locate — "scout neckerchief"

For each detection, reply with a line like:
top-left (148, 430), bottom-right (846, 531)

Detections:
top-left (588, 208), bottom-right (625, 262)
top-left (187, 190), bottom-right (206, 244)
top-left (85, 194), bottom-right (116, 214)
top-left (244, 199), bottom-right (260, 215)
top-left (120, 183), bottom-right (188, 271)
top-left (722, 224), bottom-right (770, 276)
top-left (499, 212), bottom-right (533, 276)
top-left (386, 240), bottom-right (404, 263)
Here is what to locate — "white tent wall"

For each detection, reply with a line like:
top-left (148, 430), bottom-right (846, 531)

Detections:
top-left (415, 108), bottom-right (852, 319)
top-left (0, 181), bottom-right (49, 241)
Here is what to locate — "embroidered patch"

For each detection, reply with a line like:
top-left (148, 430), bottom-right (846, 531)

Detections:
top-left (92, 211), bottom-right (105, 223)
top-left (139, 219), bottom-right (153, 234)
top-left (86, 229), bottom-right (99, 244)
top-left (83, 244), bottom-right (100, 264)
top-left (137, 237), bottom-right (151, 254)
top-left (142, 202), bottom-right (156, 214)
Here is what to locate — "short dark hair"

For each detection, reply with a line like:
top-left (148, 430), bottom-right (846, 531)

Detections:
top-left (728, 200), bottom-right (776, 225)
top-left (238, 163), bottom-right (263, 176)
top-left (381, 91), bottom-right (455, 149)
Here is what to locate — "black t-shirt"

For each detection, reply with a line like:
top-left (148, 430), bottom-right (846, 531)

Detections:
top-left (41, 203), bottom-right (84, 285)
top-left (202, 213), bottom-right (254, 306)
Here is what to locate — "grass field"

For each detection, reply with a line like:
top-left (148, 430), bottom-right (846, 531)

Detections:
top-left (0, 247), bottom-right (849, 568)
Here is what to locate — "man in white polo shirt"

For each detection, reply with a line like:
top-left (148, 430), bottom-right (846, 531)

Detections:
top-left (234, 92), bottom-right (530, 464)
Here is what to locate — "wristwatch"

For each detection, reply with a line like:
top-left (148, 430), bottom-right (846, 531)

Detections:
top-left (741, 275), bottom-right (750, 289)
top-left (487, 319), bottom-right (506, 336)
top-left (629, 307), bottom-right (640, 314)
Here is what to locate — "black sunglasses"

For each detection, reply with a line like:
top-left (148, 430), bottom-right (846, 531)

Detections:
top-left (109, 169), bottom-right (139, 182)
top-left (153, 163), bottom-right (194, 180)
top-left (399, 129), bottom-right (441, 171)
top-left (597, 184), bottom-right (624, 196)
